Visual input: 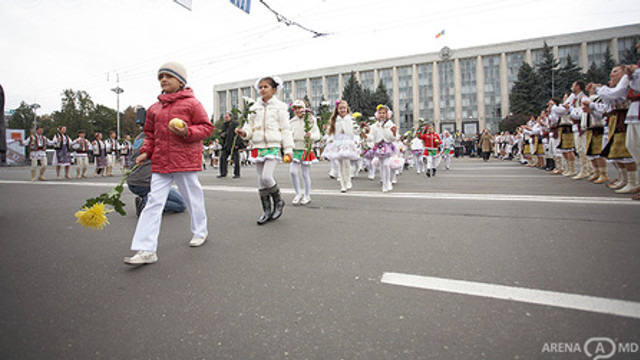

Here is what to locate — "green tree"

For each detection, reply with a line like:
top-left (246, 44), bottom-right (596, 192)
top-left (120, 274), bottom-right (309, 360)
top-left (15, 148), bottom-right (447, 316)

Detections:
top-left (600, 46), bottom-right (616, 79)
top-left (372, 81), bottom-right (391, 110)
top-left (89, 104), bottom-right (117, 139)
top-left (499, 114), bottom-right (530, 133)
top-left (621, 38), bottom-right (640, 64)
top-left (341, 72), bottom-right (363, 113)
top-left (536, 42), bottom-right (560, 103)
top-left (584, 62), bottom-right (607, 84)
top-left (121, 106), bottom-right (141, 139)
top-left (7, 102), bottom-right (38, 135)
top-left (557, 54), bottom-right (583, 95)
top-left (51, 89), bottom-right (97, 136)
top-left (509, 63), bottom-right (539, 116)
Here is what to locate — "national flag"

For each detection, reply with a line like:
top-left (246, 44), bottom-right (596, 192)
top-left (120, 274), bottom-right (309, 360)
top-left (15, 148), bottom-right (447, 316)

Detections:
top-left (230, 0), bottom-right (251, 14)
top-left (435, 30), bottom-right (445, 39)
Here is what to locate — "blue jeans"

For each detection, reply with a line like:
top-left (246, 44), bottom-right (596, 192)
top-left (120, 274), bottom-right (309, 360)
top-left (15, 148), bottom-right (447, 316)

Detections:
top-left (128, 185), bottom-right (186, 213)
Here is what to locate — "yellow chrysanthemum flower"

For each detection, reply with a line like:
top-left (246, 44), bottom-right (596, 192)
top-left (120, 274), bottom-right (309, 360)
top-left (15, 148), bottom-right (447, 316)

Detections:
top-left (352, 112), bottom-right (362, 119)
top-left (75, 202), bottom-right (113, 230)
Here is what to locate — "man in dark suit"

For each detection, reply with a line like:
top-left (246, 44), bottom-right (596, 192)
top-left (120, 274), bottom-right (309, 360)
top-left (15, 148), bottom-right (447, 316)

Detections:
top-left (218, 112), bottom-right (243, 178)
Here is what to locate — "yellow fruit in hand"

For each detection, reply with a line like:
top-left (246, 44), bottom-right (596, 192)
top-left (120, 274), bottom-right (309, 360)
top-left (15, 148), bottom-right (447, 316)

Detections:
top-left (283, 154), bottom-right (292, 163)
top-left (169, 118), bottom-right (186, 129)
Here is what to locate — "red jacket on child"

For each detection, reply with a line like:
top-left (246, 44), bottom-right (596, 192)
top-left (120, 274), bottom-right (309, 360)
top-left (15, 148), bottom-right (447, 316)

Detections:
top-left (141, 88), bottom-right (214, 173)
top-left (420, 132), bottom-right (441, 150)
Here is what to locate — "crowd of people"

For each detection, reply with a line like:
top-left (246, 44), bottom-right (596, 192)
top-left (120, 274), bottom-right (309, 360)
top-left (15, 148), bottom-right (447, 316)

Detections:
top-left (18, 126), bottom-right (134, 181)
top-left (13, 42), bottom-right (640, 264)
top-left (471, 43), bottom-right (640, 201)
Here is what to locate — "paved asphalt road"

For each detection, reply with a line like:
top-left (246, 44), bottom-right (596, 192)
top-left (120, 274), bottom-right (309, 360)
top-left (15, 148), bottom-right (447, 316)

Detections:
top-left (1, 157), bottom-right (639, 360)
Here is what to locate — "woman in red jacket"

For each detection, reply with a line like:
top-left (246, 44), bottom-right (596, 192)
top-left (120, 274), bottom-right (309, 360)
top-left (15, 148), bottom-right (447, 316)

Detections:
top-left (125, 62), bottom-right (214, 265)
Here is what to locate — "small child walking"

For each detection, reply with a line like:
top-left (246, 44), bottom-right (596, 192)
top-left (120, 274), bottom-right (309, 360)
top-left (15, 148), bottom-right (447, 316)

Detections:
top-left (235, 76), bottom-right (294, 225)
top-left (124, 62), bottom-right (214, 265)
top-left (289, 99), bottom-right (320, 205)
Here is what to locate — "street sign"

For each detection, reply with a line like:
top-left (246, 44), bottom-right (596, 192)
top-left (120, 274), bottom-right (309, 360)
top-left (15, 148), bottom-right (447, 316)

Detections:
top-left (230, 0), bottom-right (251, 14)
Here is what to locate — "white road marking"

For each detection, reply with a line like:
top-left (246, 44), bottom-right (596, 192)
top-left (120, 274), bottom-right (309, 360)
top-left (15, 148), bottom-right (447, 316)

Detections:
top-left (1, 180), bottom-right (637, 205)
top-left (381, 272), bottom-right (640, 319)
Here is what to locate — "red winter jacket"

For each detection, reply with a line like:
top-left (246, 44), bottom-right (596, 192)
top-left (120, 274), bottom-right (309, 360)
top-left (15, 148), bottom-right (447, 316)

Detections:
top-left (141, 88), bottom-right (214, 173)
top-left (420, 132), bottom-right (441, 149)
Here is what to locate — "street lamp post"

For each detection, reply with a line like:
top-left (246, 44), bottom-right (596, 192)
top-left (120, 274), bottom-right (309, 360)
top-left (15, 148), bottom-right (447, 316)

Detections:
top-left (30, 103), bottom-right (40, 132)
top-left (111, 85), bottom-right (124, 139)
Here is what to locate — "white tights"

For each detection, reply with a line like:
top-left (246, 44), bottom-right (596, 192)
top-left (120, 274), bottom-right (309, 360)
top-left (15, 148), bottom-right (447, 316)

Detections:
top-left (290, 162), bottom-right (311, 197)
top-left (256, 159), bottom-right (278, 189)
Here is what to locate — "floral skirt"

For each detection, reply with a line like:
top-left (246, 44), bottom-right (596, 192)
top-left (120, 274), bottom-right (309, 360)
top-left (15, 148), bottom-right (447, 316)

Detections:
top-left (250, 147), bottom-right (281, 163)
top-left (373, 141), bottom-right (396, 158)
top-left (55, 146), bottom-right (72, 165)
top-left (292, 149), bottom-right (318, 164)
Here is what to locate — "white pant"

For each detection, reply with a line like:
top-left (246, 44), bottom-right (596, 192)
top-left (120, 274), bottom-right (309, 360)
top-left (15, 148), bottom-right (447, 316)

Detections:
top-left (626, 123), bottom-right (640, 165)
top-left (130, 172), bottom-right (208, 252)
top-left (107, 154), bottom-right (116, 168)
top-left (75, 156), bottom-right (89, 171)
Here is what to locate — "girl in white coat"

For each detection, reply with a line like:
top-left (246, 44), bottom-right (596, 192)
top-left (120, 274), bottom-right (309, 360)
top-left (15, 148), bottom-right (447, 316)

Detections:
top-left (323, 100), bottom-right (359, 192)
top-left (289, 99), bottom-right (321, 205)
top-left (236, 76), bottom-right (294, 225)
top-left (372, 105), bottom-right (398, 192)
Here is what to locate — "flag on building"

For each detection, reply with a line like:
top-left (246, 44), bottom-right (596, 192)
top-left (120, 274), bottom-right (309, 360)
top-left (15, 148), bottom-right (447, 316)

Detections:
top-left (435, 30), bottom-right (445, 39)
top-left (230, 0), bottom-right (251, 14)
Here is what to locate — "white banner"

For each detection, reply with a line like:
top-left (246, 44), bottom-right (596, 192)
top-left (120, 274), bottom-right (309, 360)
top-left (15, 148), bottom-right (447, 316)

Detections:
top-left (6, 129), bottom-right (25, 165)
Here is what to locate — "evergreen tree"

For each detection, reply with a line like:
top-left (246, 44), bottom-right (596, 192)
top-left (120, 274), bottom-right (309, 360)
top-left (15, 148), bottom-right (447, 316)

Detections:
top-left (599, 46), bottom-right (616, 79)
top-left (584, 62), bottom-right (607, 84)
top-left (373, 81), bottom-right (391, 109)
top-left (360, 87), bottom-right (375, 118)
top-left (536, 42), bottom-right (560, 104)
top-left (509, 63), bottom-right (539, 116)
top-left (341, 72), bottom-right (363, 112)
top-left (621, 38), bottom-right (640, 64)
top-left (556, 54), bottom-right (583, 95)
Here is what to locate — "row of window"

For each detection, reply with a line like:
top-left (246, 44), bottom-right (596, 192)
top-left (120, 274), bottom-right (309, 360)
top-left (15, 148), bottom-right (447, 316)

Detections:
top-left (218, 37), bottom-right (637, 133)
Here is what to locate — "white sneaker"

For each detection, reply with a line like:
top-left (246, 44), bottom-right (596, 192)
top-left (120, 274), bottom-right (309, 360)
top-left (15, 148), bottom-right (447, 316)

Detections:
top-left (292, 194), bottom-right (302, 205)
top-left (124, 251), bottom-right (158, 265)
top-left (189, 233), bottom-right (208, 247)
top-left (340, 187), bottom-right (346, 193)
top-left (300, 196), bottom-right (311, 205)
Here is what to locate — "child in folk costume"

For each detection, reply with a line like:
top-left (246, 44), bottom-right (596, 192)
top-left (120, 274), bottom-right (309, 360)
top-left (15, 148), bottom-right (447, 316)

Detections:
top-left (410, 132), bottom-right (425, 174)
top-left (289, 99), bottom-right (320, 205)
top-left (120, 135), bottom-right (133, 170)
top-left (372, 105), bottom-right (398, 192)
top-left (322, 100), bottom-right (359, 193)
top-left (91, 132), bottom-right (108, 176)
top-left (20, 126), bottom-right (54, 181)
top-left (105, 131), bottom-right (119, 176)
top-left (236, 76), bottom-right (294, 225)
top-left (72, 130), bottom-right (92, 178)
top-left (125, 61), bottom-right (214, 265)
top-left (420, 124), bottom-right (441, 177)
top-left (52, 126), bottom-right (73, 179)
top-left (441, 130), bottom-right (455, 170)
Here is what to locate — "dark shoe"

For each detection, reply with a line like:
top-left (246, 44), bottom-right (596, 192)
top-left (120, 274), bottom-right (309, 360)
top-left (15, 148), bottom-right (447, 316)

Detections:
top-left (257, 189), bottom-right (272, 225)
top-left (432, 169), bottom-right (436, 177)
top-left (232, 175), bottom-right (240, 178)
top-left (135, 196), bottom-right (145, 217)
top-left (426, 169), bottom-right (431, 177)
top-left (216, 174), bottom-right (226, 178)
top-left (269, 184), bottom-right (285, 221)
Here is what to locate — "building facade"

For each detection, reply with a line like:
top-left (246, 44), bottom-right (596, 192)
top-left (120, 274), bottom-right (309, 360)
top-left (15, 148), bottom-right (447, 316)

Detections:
top-left (213, 24), bottom-right (640, 135)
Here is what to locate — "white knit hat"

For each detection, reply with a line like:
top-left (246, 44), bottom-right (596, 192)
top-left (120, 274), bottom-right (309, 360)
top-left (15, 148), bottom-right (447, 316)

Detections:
top-left (158, 62), bottom-right (187, 85)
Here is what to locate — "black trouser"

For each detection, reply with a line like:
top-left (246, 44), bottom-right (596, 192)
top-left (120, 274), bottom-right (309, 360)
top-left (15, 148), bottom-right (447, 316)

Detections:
top-left (219, 148), bottom-right (240, 176)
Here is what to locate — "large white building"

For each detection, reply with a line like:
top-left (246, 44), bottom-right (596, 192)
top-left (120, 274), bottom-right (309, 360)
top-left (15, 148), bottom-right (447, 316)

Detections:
top-left (213, 24), bottom-right (640, 135)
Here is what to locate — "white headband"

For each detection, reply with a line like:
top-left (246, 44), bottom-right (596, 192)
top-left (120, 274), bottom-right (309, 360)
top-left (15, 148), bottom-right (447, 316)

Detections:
top-left (254, 76), bottom-right (284, 92)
